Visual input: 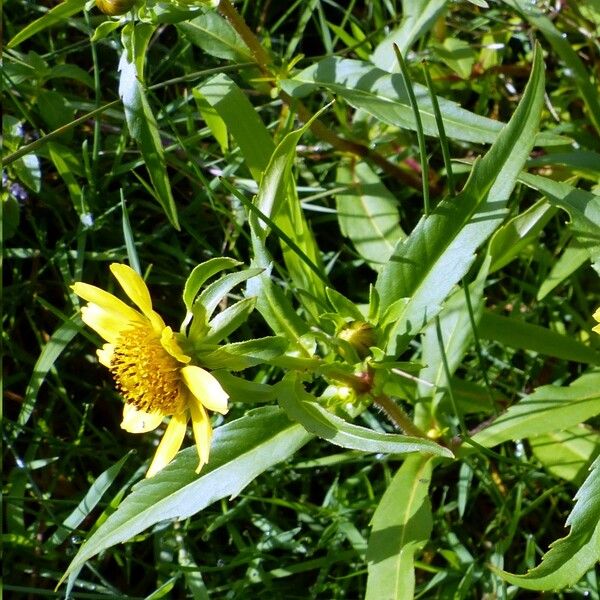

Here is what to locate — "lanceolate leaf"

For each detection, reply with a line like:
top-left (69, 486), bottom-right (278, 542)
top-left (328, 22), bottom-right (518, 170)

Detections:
top-left (282, 55), bottom-right (561, 146)
top-left (365, 454), bottom-right (435, 600)
top-left (118, 25), bottom-right (179, 229)
top-left (277, 375), bottom-right (453, 458)
top-left (497, 455), bottom-right (600, 590)
top-left (336, 161), bottom-right (405, 270)
top-left (179, 12), bottom-right (252, 63)
top-left (60, 407), bottom-right (312, 585)
top-left (197, 73), bottom-right (274, 181)
top-left (478, 311), bottom-right (600, 365)
top-left (375, 45), bottom-right (545, 353)
top-left (518, 173), bottom-right (600, 266)
top-left (16, 316), bottom-right (82, 436)
top-left (530, 426), bottom-right (600, 484)
top-left (472, 371), bottom-right (600, 448)
top-left (7, 0), bottom-right (86, 49)
top-left (183, 257), bottom-right (241, 312)
top-left (371, 0), bottom-right (448, 70)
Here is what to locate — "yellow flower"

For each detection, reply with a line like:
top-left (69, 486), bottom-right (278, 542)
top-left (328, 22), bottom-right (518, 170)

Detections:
top-left (72, 263), bottom-right (229, 477)
top-left (594, 307), bottom-right (600, 335)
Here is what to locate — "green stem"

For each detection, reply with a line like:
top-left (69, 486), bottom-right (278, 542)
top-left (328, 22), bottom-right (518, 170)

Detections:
top-left (372, 394), bottom-right (429, 438)
top-left (218, 0), bottom-right (427, 192)
top-left (219, 0), bottom-right (272, 73)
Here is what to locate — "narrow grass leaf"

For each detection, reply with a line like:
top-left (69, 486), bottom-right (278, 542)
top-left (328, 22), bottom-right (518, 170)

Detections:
top-left (537, 238), bottom-right (591, 300)
top-left (49, 453), bottom-right (131, 547)
top-left (496, 455), bottom-right (600, 590)
top-left (15, 316), bottom-right (82, 435)
top-left (277, 375), bottom-right (453, 458)
top-left (59, 407), bottom-right (312, 585)
top-left (472, 371), bottom-right (600, 448)
top-left (365, 454), bottom-right (435, 600)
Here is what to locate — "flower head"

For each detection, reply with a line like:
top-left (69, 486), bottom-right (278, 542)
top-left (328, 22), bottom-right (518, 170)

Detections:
top-left (72, 263), bottom-right (229, 477)
top-left (593, 307), bottom-right (600, 335)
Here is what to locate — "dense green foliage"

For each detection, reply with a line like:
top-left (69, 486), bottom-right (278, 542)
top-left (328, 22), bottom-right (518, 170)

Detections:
top-left (3, 0), bottom-right (599, 598)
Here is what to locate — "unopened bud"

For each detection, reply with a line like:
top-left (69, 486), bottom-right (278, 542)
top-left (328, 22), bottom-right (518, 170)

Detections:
top-left (338, 321), bottom-right (376, 359)
top-left (96, 0), bottom-right (136, 16)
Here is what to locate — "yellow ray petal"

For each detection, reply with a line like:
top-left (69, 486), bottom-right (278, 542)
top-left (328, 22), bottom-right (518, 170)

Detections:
top-left (121, 403), bottom-right (164, 433)
top-left (189, 397), bottom-right (212, 473)
top-left (72, 282), bottom-right (142, 324)
top-left (81, 303), bottom-right (134, 343)
top-left (97, 343), bottom-right (115, 367)
top-left (593, 323), bottom-right (600, 334)
top-left (146, 412), bottom-right (188, 478)
top-left (593, 307), bottom-right (600, 322)
top-left (110, 264), bottom-right (165, 333)
top-left (181, 365), bottom-right (229, 414)
top-left (160, 326), bottom-right (191, 364)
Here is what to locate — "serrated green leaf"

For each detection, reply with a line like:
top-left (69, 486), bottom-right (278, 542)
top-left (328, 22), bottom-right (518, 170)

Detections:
top-left (472, 371), bottom-right (600, 448)
top-left (365, 454), bottom-right (435, 600)
top-left (335, 161), bottom-right (405, 270)
top-left (192, 90), bottom-right (228, 153)
top-left (433, 38), bottom-right (477, 79)
top-left (325, 287), bottom-right (365, 321)
top-left (478, 310), bottom-right (600, 365)
top-left (59, 407), bottom-right (312, 585)
top-left (277, 375), bottom-right (453, 458)
top-left (253, 113), bottom-right (328, 314)
top-left (497, 455), bottom-right (600, 590)
top-left (375, 45), bottom-right (545, 353)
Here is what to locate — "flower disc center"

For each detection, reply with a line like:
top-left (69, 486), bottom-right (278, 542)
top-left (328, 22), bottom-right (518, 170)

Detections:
top-left (110, 325), bottom-right (184, 415)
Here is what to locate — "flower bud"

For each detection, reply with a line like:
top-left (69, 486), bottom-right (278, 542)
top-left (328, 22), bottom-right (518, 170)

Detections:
top-left (96, 0), bottom-right (136, 16)
top-left (338, 321), bottom-right (376, 360)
